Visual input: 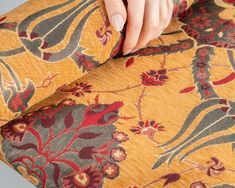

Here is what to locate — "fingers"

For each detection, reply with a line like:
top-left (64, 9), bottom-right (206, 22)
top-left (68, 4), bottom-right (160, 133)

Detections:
top-left (134, 0), bottom-right (160, 50)
top-left (155, 0), bottom-right (173, 38)
top-left (122, 0), bottom-right (146, 55)
top-left (104, 0), bottom-right (127, 32)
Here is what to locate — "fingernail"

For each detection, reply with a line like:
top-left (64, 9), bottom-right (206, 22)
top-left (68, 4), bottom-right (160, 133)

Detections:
top-left (123, 49), bottom-right (132, 55)
top-left (111, 14), bottom-right (124, 32)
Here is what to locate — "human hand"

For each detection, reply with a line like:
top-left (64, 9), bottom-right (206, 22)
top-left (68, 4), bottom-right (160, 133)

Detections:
top-left (104, 0), bottom-right (174, 55)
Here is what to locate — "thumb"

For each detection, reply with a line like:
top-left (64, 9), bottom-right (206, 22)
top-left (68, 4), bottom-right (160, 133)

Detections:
top-left (104, 0), bottom-right (127, 32)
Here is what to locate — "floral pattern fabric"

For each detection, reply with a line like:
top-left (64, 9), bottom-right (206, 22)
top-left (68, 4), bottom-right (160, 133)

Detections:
top-left (1, 0), bottom-right (235, 188)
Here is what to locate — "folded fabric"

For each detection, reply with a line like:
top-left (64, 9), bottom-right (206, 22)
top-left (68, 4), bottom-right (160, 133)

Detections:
top-left (1, 0), bottom-right (235, 188)
top-left (0, 0), bottom-right (196, 125)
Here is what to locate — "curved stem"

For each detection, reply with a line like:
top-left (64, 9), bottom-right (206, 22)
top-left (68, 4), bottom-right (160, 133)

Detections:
top-left (92, 84), bottom-right (141, 94)
top-left (135, 87), bottom-right (147, 121)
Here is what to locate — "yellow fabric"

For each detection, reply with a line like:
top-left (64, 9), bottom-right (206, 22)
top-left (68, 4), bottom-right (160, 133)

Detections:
top-left (0, 0), bottom-right (120, 124)
top-left (1, 0), bottom-right (235, 188)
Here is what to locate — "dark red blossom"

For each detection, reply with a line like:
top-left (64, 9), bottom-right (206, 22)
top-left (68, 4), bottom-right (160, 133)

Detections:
top-left (96, 27), bottom-right (112, 45)
top-left (206, 157), bottom-right (225, 176)
top-left (112, 131), bottom-right (129, 142)
top-left (62, 166), bottom-right (103, 188)
top-left (1, 118), bottom-right (30, 142)
top-left (190, 16), bottom-right (212, 30)
top-left (131, 120), bottom-right (165, 140)
top-left (102, 162), bottom-right (119, 179)
top-left (141, 69), bottom-right (168, 86)
top-left (59, 83), bottom-right (92, 97)
top-left (110, 148), bottom-right (127, 162)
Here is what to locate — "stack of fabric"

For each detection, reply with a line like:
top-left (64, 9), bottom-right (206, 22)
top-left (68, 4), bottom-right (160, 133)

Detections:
top-left (0, 0), bottom-right (235, 187)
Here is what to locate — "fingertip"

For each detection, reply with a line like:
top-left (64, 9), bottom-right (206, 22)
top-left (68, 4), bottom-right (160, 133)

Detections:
top-left (104, 0), bottom-right (127, 32)
top-left (110, 14), bottom-right (125, 32)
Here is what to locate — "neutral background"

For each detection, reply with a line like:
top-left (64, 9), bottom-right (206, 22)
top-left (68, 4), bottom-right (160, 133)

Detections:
top-left (0, 1), bottom-right (34, 187)
top-left (0, 0), bottom-right (27, 14)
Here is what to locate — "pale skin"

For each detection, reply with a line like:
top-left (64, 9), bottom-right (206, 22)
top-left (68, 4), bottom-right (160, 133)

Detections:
top-left (104, 0), bottom-right (174, 55)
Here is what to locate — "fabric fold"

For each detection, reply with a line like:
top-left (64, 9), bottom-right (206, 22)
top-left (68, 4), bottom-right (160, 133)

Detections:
top-left (0, 0), bottom-right (196, 125)
top-left (1, 0), bottom-right (235, 187)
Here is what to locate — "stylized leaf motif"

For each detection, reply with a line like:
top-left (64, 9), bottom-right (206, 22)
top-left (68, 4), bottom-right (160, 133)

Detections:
top-left (213, 72), bottom-right (235, 86)
top-left (41, 116), bottom-right (55, 128)
top-left (165, 108), bottom-right (228, 153)
top-left (161, 173), bottom-right (181, 187)
top-left (233, 143), bottom-right (235, 151)
top-left (0, 59), bottom-right (35, 112)
top-left (125, 57), bottom-right (134, 68)
top-left (211, 184), bottom-right (235, 188)
top-left (52, 163), bottom-right (61, 187)
top-left (1, 99), bottom-right (126, 188)
top-left (154, 98), bottom-right (235, 169)
top-left (160, 99), bottom-right (223, 147)
top-left (12, 143), bottom-right (38, 152)
top-left (152, 153), bottom-right (171, 170)
top-left (64, 111), bottom-right (74, 128)
top-left (79, 146), bottom-right (96, 159)
top-left (227, 50), bottom-right (235, 70)
top-left (166, 116), bottom-right (234, 165)
top-left (180, 132), bottom-right (235, 160)
top-left (78, 132), bottom-right (102, 139)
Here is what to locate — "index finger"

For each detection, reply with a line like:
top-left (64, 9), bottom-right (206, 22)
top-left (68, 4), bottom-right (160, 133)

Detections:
top-left (123, 0), bottom-right (146, 55)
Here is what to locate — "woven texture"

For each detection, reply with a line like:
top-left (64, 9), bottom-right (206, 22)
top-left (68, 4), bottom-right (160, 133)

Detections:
top-left (1, 0), bottom-right (235, 187)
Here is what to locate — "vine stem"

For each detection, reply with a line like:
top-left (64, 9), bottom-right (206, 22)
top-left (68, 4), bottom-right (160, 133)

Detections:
top-left (226, 168), bottom-right (235, 173)
top-left (135, 87), bottom-right (147, 121)
top-left (92, 84), bottom-right (141, 94)
top-left (168, 63), bottom-right (230, 72)
top-left (142, 179), bottom-right (162, 188)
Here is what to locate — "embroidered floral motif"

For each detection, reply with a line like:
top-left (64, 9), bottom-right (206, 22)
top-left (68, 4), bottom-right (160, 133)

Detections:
top-left (141, 69), bottom-right (168, 86)
top-left (62, 166), bottom-right (103, 188)
top-left (112, 131), bottom-right (129, 142)
top-left (1, 97), bottom-right (128, 188)
top-left (58, 83), bottom-right (92, 97)
top-left (131, 120), bottom-right (165, 140)
top-left (206, 157), bottom-right (225, 176)
top-left (190, 181), bottom-right (207, 188)
top-left (102, 162), bottom-right (119, 179)
top-left (110, 148), bottom-right (127, 162)
top-left (1, 118), bottom-right (30, 142)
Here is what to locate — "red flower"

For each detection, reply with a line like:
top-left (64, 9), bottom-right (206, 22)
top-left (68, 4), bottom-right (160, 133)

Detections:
top-left (190, 181), bottom-right (207, 188)
top-left (141, 69), bottom-right (168, 86)
top-left (1, 118), bottom-right (29, 142)
top-left (131, 120), bottom-right (165, 140)
top-left (102, 162), bottom-right (119, 179)
top-left (110, 148), bottom-right (127, 162)
top-left (59, 83), bottom-right (92, 97)
top-left (62, 166), bottom-right (103, 188)
top-left (206, 157), bottom-right (225, 176)
top-left (191, 16), bottom-right (212, 30)
top-left (112, 131), bottom-right (129, 142)
top-left (96, 27), bottom-right (112, 45)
